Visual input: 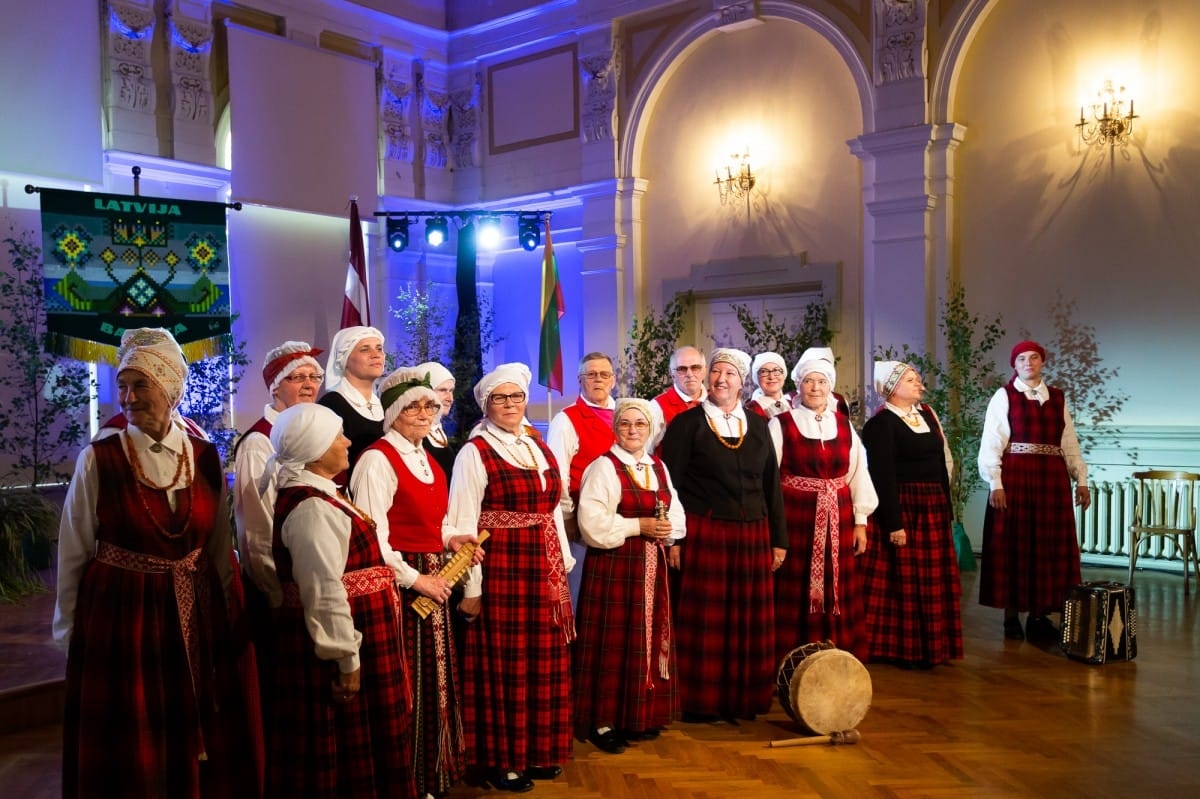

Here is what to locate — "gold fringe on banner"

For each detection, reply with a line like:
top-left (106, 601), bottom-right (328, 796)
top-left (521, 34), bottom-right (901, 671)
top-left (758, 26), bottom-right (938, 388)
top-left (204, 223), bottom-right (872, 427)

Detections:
top-left (46, 333), bottom-right (119, 365)
top-left (180, 335), bottom-right (229, 363)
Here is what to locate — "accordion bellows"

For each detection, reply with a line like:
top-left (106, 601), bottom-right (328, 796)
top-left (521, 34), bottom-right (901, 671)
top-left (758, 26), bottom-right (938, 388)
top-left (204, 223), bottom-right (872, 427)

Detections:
top-left (1060, 581), bottom-right (1137, 664)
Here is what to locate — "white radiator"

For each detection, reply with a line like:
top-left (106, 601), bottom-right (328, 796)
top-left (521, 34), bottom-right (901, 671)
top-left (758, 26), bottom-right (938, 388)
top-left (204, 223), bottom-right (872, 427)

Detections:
top-left (1076, 480), bottom-right (1192, 573)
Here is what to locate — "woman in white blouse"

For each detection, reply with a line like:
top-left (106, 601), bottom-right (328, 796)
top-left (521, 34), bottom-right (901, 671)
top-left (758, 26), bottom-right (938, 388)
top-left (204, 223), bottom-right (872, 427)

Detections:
top-left (445, 363), bottom-right (574, 793)
top-left (317, 325), bottom-right (385, 474)
top-left (265, 403), bottom-right (413, 799)
top-left (768, 352), bottom-right (878, 662)
top-left (352, 366), bottom-right (481, 799)
top-left (574, 398), bottom-right (685, 754)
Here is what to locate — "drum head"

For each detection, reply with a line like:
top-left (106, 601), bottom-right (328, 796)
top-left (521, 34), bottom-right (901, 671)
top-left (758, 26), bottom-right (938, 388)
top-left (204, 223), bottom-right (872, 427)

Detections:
top-left (786, 648), bottom-right (872, 735)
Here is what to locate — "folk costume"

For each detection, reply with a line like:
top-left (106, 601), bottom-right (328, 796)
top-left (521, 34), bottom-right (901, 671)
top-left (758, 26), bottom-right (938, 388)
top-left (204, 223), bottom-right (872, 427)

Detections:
top-left (789, 347), bottom-right (852, 417)
top-left (265, 403), bottom-right (415, 799)
top-left (978, 343), bottom-right (1087, 616)
top-left (574, 399), bottom-right (685, 742)
top-left (746, 351), bottom-right (793, 420)
top-left (446, 364), bottom-right (576, 778)
top-left (54, 335), bottom-right (261, 799)
top-left (318, 325), bottom-right (385, 474)
top-left (769, 355), bottom-right (878, 663)
top-left (861, 361), bottom-right (963, 668)
top-left (660, 349), bottom-right (786, 721)
top-left (417, 361), bottom-right (458, 478)
top-left (353, 369), bottom-right (466, 799)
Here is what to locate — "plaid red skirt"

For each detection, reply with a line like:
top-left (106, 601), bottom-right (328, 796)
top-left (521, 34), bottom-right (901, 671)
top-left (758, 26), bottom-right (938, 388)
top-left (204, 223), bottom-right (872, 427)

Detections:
top-left (979, 451), bottom-right (1082, 612)
top-left (573, 538), bottom-right (676, 737)
top-left (674, 515), bottom-right (775, 718)
top-left (862, 482), bottom-right (963, 665)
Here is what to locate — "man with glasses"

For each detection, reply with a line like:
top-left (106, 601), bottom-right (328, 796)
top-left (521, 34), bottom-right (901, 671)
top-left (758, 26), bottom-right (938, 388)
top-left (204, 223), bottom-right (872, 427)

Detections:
top-left (547, 352), bottom-right (618, 603)
top-left (648, 346), bottom-right (708, 450)
top-left (233, 340), bottom-right (325, 607)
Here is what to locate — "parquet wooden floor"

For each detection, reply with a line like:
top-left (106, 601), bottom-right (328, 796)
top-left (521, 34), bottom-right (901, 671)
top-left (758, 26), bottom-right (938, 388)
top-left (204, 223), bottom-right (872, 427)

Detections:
top-left (2, 566), bottom-right (1196, 797)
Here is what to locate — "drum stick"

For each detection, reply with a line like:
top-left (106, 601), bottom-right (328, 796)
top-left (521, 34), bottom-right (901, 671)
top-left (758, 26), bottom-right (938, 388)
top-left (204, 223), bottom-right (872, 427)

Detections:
top-left (768, 729), bottom-right (861, 748)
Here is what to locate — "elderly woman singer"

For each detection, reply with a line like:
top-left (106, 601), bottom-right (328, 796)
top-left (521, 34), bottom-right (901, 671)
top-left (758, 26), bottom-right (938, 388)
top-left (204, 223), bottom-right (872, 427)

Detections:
top-left (416, 360), bottom-right (459, 477)
top-left (445, 363), bottom-right (575, 793)
top-left (353, 367), bottom-right (482, 799)
top-left (769, 351), bottom-right (878, 662)
top-left (574, 398), bottom-right (685, 753)
top-left (860, 361), bottom-right (963, 668)
top-left (54, 329), bottom-right (259, 799)
top-left (746, 351), bottom-right (792, 420)
top-left (264, 403), bottom-right (414, 799)
top-left (659, 348), bottom-right (786, 724)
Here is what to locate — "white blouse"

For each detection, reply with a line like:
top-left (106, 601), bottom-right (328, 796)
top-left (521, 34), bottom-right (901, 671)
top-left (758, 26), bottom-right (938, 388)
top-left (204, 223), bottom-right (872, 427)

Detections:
top-left (576, 445), bottom-right (687, 549)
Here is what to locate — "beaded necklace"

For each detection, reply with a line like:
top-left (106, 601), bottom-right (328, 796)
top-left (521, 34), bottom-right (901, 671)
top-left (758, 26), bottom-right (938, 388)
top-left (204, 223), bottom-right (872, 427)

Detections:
top-left (705, 412), bottom-right (746, 450)
top-left (123, 431), bottom-right (194, 539)
top-left (427, 424), bottom-right (448, 447)
top-left (486, 429), bottom-right (539, 470)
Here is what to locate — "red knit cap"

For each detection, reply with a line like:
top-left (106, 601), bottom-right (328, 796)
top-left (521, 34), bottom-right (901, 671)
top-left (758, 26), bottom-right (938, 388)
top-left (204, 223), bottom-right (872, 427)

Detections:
top-left (1009, 340), bottom-right (1046, 367)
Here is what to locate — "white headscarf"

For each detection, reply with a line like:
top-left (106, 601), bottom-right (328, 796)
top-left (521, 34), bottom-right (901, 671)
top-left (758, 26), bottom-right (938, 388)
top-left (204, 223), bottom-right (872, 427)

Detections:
top-left (324, 326), bottom-right (384, 390)
top-left (262, 403), bottom-right (344, 494)
top-left (473, 362), bottom-right (532, 407)
top-left (792, 346), bottom-right (836, 387)
top-left (873, 360), bottom-right (912, 400)
top-left (750, 351), bottom-right (787, 398)
top-left (415, 361), bottom-right (454, 390)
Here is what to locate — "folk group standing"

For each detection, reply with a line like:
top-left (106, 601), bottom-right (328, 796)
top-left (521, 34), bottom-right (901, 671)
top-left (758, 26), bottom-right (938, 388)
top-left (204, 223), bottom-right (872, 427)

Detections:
top-left (54, 326), bottom-right (1089, 797)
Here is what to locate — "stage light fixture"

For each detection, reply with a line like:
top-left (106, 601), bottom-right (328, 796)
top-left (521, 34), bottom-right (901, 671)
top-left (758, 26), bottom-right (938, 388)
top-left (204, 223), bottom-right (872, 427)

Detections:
top-left (425, 215), bottom-right (449, 247)
top-left (386, 217), bottom-right (409, 252)
top-left (477, 214), bottom-right (502, 249)
top-left (518, 214), bottom-right (541, 251)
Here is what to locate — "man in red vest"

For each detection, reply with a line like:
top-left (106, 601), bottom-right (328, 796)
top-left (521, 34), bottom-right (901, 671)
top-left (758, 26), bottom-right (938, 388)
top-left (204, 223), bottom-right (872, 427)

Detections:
top-left (547, 352), bottom-right (617, 605)
top-left (648, 345), bottom-right (707, 451)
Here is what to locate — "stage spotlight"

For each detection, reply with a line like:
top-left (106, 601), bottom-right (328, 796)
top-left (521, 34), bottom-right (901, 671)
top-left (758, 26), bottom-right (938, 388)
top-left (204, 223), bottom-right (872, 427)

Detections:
top-left (425, 215), bottom-right (449, 247)
top-left (518, 214), bottom-right (541, 251)
top-left (477, 214), bottom-right (502, 250)
top-left (386, 217), bottom-right (409, 252)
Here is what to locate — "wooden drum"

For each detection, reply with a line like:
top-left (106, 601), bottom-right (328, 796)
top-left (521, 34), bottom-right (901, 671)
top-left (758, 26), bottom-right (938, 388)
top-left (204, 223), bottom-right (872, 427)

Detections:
top-left (775, 642), bottom-right (872, 735)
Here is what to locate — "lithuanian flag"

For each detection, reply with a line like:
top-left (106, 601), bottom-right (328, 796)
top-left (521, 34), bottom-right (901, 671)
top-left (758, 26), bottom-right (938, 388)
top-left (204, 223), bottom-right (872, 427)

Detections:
top-left (538, 216), bottom-right (565, 393)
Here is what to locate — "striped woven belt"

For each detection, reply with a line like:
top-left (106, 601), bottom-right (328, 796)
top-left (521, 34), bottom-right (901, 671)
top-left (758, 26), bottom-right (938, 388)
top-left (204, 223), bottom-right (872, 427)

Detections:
top-left (281, 565), bottom-right (399, 616)
top-left (780, 474), bottom-right (847, 615)
top-left (1006, 442), bottom-right (1063, 456)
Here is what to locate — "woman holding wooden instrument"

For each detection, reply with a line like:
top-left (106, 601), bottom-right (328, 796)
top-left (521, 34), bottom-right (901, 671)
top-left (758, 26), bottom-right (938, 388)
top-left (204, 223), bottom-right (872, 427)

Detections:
top-left (352, 366), bottom-right (484, 799)
top-left (445, 363), bottom-right (575, 793)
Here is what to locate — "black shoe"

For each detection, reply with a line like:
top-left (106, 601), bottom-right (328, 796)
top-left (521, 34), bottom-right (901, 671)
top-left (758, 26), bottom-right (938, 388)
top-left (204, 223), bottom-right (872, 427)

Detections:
top-left (587, 728), bottom-right (627, 754)
top-left (1004, 617), bottom-right (1025, 640)
top-left (481, 768), bottom-right (534, 792)
top-left (525, 765), bottom-right (563, 780)
top-left (621, 727), bottom-right (661, 742)
top-left (1026, 615), bottom-right (1058, 641)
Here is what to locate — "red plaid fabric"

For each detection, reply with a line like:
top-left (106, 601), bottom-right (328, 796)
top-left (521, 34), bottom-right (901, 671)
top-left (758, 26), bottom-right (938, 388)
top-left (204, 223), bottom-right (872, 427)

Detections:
top-left (774, 413), bottom-right (865, 661)
top-left (460, 437), bottom-right (572, 771)
top-left (674, 514), bottom-right (776, 718)
top-left (267, 486), bottom-right (415, 799)
top-left (980, 381), bottom-right (1082, 612)
top-left (573, 453), bottom-right (676, 737)
top-left (365, 439), bottom-right (465, 797)
top-left (63, 437), bottom-right (259, 799)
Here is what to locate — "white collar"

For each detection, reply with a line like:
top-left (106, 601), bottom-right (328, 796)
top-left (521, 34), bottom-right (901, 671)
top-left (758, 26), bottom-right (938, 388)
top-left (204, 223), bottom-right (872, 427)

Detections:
top-left (334, 381), bottom-right (380, 412)
top-left (579, 394), bottom-right (615, 409)
top-left (610, 444), bottom-right (654, 467)
top-left (384, 428), bottom-right (425, 455)
top-left (125, 422), bottom-right (186, 454)
top-left (673, 384), bottom-right (706, 404)
top-left (702, 399), bottom-right (747, 422)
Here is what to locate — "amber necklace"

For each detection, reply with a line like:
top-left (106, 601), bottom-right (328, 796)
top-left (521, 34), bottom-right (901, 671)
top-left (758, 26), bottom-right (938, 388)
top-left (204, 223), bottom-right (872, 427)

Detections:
top-left (486, 429), bottom-right (539, 470)
top-left (123, 431), bottom-right (194, 539)
top-left (705, 411), bottom-right (746, 450)
top-left (427, 423), bottom-right (448, 447)
top-left (335, 488), bottom-right (378, 533)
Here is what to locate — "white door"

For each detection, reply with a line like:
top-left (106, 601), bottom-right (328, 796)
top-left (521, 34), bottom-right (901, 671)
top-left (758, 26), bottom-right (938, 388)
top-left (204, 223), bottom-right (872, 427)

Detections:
top-left (696, 290), bottom-right (824, 352)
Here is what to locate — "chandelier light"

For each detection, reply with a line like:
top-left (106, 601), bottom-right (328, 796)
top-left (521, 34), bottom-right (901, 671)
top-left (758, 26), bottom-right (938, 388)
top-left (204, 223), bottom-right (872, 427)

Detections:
top-left (1077, 80), bottom-right (1137, 149)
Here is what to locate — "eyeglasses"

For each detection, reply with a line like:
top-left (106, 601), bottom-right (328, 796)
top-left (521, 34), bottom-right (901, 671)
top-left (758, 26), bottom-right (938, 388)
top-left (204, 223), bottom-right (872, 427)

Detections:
top-left (581, 371), bottom-right (614, 380)
top-left (282, 373), bottom-right (324, 384)
top-left (617, 420), bottom-right (650, 431)
top-left (674, 364), bottom-right (704, 374)
top-left (401, 401), bottom-right (441, 416)
top-left (758, 368), bottom-right (785, 377)
top-left (488, 391), bottom-right (527, 406)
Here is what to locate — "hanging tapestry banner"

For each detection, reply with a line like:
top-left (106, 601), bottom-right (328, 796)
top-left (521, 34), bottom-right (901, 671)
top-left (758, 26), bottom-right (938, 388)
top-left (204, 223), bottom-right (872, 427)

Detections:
top-left (38, 187), bottom-right (231, 364)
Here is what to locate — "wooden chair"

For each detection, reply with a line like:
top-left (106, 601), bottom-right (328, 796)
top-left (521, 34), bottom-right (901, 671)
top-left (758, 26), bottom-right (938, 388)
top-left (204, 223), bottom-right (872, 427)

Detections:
top-left (1127, 470), bottom-right (1200, 594)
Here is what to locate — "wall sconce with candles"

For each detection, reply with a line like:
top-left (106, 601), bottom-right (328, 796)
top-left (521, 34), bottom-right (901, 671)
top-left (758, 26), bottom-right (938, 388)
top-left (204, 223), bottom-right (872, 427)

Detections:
top-left (714, 148), bottom-right (756, 206)
top-left (1076, 80), bottom-right (1137, 149)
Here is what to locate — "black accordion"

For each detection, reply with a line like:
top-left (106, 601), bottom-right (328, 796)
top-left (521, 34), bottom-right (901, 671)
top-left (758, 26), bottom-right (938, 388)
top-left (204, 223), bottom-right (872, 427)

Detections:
top-left (1060, 581), bottom-right (1137, 664)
